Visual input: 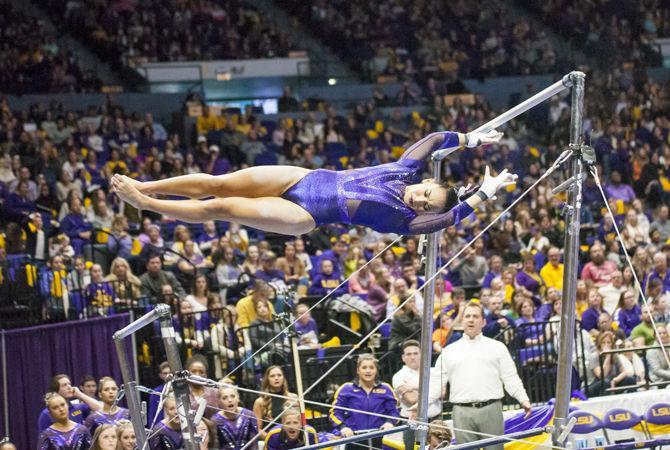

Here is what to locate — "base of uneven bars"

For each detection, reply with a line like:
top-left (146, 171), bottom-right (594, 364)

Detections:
top-left (448, 426), bottom-right (551, 450)
top-left (295, 425), bottom-right (409, 450)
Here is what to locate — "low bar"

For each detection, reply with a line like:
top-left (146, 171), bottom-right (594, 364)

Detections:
top-left (113, 307), bottom-right (164, 340)
top-left (432, 72), bottom-right (575, 161)
top-left (294, 425), bottom-right (409, 450)
top-left (448, 427), bottom-right (550, 450)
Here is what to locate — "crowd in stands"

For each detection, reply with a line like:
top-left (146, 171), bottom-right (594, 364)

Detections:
top-left (521, 0), bottom-right (669, 67)
top-left (0, 0), bottom-right (101, 94)
top-left (37, 0), bottom-right (294, 71)
top-left (284, 0), bottom-right (561, 83)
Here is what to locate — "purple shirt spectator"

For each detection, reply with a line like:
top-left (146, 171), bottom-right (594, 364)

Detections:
top-left (618, 305), bottom-right (641, 336)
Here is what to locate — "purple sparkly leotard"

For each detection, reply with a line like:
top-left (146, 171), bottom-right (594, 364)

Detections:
top-left (282, 131), bottom-right (473, 234)
top-left (37, 424), bottom-right (92, 450)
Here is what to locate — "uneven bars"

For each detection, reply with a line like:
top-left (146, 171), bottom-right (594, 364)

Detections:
top-left (432, 72), bottom-right (575, 162)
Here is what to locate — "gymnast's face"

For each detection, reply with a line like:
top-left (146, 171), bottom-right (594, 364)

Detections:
top-left (403, 179), bottom-right (448, 213)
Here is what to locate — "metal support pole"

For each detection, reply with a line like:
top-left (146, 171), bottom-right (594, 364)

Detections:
top-left (293, 425), bottom-right (409, 450)
top-left (415, 160), bottom-right (443, 449)
top-left (448, 426), bottom-right (550, 450)
top-left (156, 304), bottom-right (199, 450)
top-left (285, 311), bottom-right (310, 446)
top-left (553, 71), bottom-right (586, 445)
top-left (114, 338), bottom-right (148, 450)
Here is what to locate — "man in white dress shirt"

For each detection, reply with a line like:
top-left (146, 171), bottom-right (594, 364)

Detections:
top-left (392, 339), bottom-right (442, 450)
top-left (429, 301), bottom-right (531, 450)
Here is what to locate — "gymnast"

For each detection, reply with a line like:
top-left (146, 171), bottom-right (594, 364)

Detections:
top-left (112, 130), bottom-right (517, 235)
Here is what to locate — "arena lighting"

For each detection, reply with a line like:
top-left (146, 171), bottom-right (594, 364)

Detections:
top-left (328, 78), bottom-right (337, 85)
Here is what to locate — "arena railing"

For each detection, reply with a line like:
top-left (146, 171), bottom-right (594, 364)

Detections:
top-left (594, 344), bottom-right (670, 396)
top-left (497, 320), bottom-right (589, 404)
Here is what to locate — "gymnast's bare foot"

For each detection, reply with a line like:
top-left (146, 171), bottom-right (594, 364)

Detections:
top-left (112, 175), bottom-right (146, 209)
top-left (112, 173), bottom-right (145, 193)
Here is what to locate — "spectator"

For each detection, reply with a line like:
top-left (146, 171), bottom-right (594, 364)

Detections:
top-left (482, 255), bottom-right (503, 288)
top-left (648, 326), bottom-right (670, 384)
top-left (515, 253), bottom-right (545, 297)
top-left (615, 290), bottom-right (642, 336)
top-left (5, 180), bottom-right (36, 221)
top-left (456, 247), bottom-right (488, 286)
top-left (650, 205), bottom-right (670, 242)
top-left (294, 303), bottom-right (319, 348)
top-left (78, 376), bottom-right (97, 398)
top-left (309, 259), bottom-right (348, 298)
top-left (605, 171), bottom-right (636, 203)
top-left (619, 340), bottom-right (646, 390)
top-left (139, 254), bottom-right (187, 300)
top-left (392, 340), bottom-right (442, 449)
top-left (214, 244), bottom-right (244, 303)
top-left (249, 298), bottom-right (290, 367)
top-left (107, 215), bottom-right (133, 259)
top-left (105, 257), bottom-right (141, 308)
top-left (483, 295), bottom-right (515, 338)
top-left (581, 288), bottom-right (606, 332)
top-left (599, 270), bottom-right (627, 314)
top-left (348, 258), bottom-right (375, 294)
top-left (278, 86), bottom-right (300, 112)
top-left (255, 251), bottom-right (287, 290)
top-left (236, 280), bottom-right (275, 328)
top-left (642, 252), bottom-right (670, 294)
top-left (185, 274), bottom-right (215, 312)
top-left (389, 293), bottom-right (422, 351)
top-left (630, 304), bottom-right (657, 347)
top-left (581, 243), bottom-right (618, 286)
top-left (539, 247), bottom-right (563, 291)
top-left (276, 242), bottom-right (308, 290)
top-left (252, 366), bottom-right (298, 439)
top-left (59, 196), bottom-right (92, 254)
top-left (587, 331), bottom-right (636, 397)
top-left (242, 245), bottom-right (261, 274)
top-left (84, 263), bottom-right (115, 316)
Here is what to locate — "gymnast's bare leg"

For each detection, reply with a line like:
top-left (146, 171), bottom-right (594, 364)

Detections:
top-left (122, 166), bottom-right (311, 199)
top-left (111, 175), bottom-right (316, 235)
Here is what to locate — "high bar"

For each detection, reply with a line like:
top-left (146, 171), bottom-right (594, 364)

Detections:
top-left (433, 71), bottom-right (582, 161)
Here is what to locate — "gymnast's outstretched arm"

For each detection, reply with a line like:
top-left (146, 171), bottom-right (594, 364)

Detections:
top-left (400, 130), bottom-right (503, 161)
top-left (399, 131), bottom-right (465, 161)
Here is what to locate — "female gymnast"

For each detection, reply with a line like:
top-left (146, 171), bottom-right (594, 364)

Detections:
top-left (112, 130), bottom-right (516, 235)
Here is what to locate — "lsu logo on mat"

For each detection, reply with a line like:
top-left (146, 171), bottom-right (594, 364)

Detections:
top-left (608, 412), bottom-right (631, 422)
top-left (651, 407), bottom-right (670, 417)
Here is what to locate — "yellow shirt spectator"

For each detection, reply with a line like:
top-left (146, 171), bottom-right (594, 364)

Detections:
top-left (540, 261), bottom-right (564, 291)
top-left (236, 284), bottom-right (275, 327)
top-left (196, 106), bottom-right (224, 135)
top-left (540, 248), bottom-right (564, 291)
